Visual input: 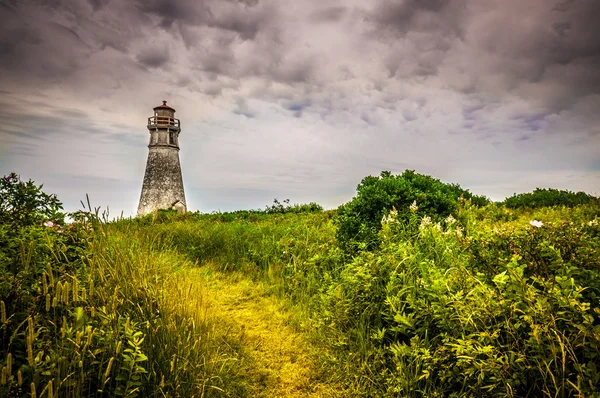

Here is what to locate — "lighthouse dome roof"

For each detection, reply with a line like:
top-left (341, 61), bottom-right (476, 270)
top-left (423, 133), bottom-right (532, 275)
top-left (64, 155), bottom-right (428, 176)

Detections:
top-left (153, 101), bottom-right (175, 112)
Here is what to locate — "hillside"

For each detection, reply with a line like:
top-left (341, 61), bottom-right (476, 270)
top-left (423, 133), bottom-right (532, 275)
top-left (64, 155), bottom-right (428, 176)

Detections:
top-left (1, 171), bottom-right (600, 397)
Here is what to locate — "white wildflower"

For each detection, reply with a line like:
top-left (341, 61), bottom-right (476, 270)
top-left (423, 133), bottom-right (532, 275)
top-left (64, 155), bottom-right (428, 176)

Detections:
top-left (419, 216), bottom-right (432, 230)
top-left (382, 208), bottom-right (398, 224)
top-left (454, 226), bottom-right (463, 237)
top-left (445, 215), bottom-right (456, 225)
top-left (529, 220), bottom-right (543, 228)
top-left (409, 201), bottom-right (418, 212)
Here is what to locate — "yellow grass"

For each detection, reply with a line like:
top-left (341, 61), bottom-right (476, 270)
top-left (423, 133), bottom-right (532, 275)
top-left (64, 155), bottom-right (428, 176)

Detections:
top-left (179, 262), bottom-right (344, 397)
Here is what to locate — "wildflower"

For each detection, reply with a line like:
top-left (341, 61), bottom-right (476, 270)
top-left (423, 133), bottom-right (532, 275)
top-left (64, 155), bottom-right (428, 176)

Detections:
top-left (409, 201), bottom-right (418, 212)
top-left (43, 221), bottom-right (54, 228)
top-left (419, 216), bottom-right (432, 230)
top-left (529, 220), bottom-right (543, 228)
top-left (445, 215), bottom-right (456, 225)
top-left (588, 219), bottom-right (598, 226)
top-left (382, 208), bottom-right (398, 224)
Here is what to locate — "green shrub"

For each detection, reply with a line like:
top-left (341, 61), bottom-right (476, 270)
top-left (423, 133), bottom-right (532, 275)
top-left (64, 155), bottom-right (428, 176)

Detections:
top-left (0, 174), bottom-right (92, 397)
top-left (317, 205), bottom-right (600, 396)
top-left (1, 191), bottom-right (240, 397)
top-left (503, 188), bottom-right (598, 209)
top-left (335, 170), bottom-right (488, 256)
top-left (264, 198), bottom-right (323, 214)
top-left (0, 173), bottom-right (64, 227)
top-left (0, 173), bottom-right (81, 350)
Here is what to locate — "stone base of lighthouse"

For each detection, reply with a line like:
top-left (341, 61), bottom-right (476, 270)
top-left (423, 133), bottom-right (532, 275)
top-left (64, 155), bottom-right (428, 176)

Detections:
top-left (137, 146), bottom-right (186, 216)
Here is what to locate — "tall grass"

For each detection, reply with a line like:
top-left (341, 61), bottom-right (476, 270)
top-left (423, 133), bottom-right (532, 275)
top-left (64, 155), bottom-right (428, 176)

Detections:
top-left (122, 202), bottom-right (600, 396)
top-left (3, 197), bottom-right (599, 396)
top-left (1, 208), bottom-right (249, 397)
top-left (134, 212), bottom-right (344, 305)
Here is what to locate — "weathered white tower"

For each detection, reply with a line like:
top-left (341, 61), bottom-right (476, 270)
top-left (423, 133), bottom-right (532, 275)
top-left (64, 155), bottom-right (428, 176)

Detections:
top-left (137, 101), bottom-right (186, 216)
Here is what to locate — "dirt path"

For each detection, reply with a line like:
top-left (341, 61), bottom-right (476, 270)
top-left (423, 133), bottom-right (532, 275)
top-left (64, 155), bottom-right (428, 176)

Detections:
top-left (186, 265), bottom-right (341, 397)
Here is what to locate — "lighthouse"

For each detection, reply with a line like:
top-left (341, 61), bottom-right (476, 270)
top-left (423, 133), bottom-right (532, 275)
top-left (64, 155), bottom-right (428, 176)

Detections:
top-left (137, 101), bottom-right (187, 216)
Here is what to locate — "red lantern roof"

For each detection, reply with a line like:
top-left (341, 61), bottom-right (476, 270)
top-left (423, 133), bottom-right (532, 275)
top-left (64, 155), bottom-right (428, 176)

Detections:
top-left (153, 100), bottom-right (175, 111)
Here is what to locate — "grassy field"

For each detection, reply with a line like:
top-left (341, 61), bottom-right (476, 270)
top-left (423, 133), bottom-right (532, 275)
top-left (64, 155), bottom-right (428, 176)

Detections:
top-left (2, 172), bottom-right (600, 396)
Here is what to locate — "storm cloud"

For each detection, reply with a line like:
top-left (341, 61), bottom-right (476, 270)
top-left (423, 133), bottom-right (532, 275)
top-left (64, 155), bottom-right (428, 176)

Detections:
top-left (0, 0), bottom-right (599, 215)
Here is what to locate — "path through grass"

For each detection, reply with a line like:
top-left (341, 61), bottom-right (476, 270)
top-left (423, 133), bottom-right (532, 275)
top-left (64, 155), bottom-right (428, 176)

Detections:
top-left (183, 263), bottom-right (342, 397)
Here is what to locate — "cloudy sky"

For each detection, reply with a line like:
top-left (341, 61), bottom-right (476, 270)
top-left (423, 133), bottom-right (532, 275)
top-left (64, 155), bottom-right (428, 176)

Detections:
top-left (1, 0), bottom-right (599, 215)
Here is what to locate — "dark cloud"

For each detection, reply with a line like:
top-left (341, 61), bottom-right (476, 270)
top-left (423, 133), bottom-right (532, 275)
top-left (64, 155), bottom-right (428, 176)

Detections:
top-left (272, 61), bottom-right (314, 84)
top-left (138, 0), bottom-right (272, 40)
top-left (0, 19), bottom-right (88, 82)
top-left (231, 0), bottom-right (260, 7)
top-left (136, 50), bottom-right (170, 68)
top-left (361, 0), bottom-right (600, 116)
top-left (310, 6), bottom-right (347, 23)
top-left (88, 0), bottom-right (109, 12)
top-left (232, 99), bottom-right (256, 118)
top-left (138, 0), bottom-right (211, 29)
top-left (369, 0), bottom-right (465, 38)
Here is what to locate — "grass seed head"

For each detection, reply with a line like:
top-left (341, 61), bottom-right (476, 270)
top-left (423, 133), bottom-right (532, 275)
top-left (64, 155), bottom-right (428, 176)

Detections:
top-left (47, 264), bottom-right (54, 286)
top-left (62, 281), bottom-right (70, 304)
top-left (104, 357), bottom-right (115, 380)
top-left (27, 317), bottom-right (34, 366)
top-left (72, 277), bottom-right (79, 302)
top-left (55, 282), bottom-right (62, 303)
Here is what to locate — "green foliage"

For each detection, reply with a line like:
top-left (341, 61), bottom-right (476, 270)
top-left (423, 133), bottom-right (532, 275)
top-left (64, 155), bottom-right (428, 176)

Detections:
top-left (264, 198), bottom-right (323, 214)
top-left (335, 170), bottom-right (488, 256)
top-left (504, 187), bottom-right (598, 209)
top-left (131, 199), bottom-right (324, 226)
top-left (3, 171), bottom-right (600, 397)
top-left (0, 173), bottom-right (86, 360)
top-left (134, 187), bottom-right (600, 396)
top-left (315, 205), bottom-right (600, 396)
top-left (1, 178), bottom-right (237, 397)
top-left (0, 172), bottom-right (64, 227)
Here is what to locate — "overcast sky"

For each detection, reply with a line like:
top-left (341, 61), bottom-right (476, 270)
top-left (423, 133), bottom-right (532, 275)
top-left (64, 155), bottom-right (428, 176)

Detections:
top-left (1, 0), bottom-right (599, 216)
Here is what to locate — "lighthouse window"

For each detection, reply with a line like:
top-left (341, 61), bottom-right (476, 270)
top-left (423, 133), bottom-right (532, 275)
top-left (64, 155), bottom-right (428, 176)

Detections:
top-left (169, 132), bottom-right (175, 145)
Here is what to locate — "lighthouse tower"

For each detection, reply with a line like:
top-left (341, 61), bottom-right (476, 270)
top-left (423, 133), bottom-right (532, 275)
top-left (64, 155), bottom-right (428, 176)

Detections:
top-left (137, 101), bottom-right (186, 216)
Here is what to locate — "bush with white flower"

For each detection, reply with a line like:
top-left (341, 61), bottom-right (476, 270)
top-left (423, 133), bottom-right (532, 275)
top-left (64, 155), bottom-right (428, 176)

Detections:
top-left (529, 219), bottom-right (543, 228)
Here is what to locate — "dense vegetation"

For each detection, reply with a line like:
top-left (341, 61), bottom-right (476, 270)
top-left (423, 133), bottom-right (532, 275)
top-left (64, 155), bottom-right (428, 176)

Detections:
top-left (1, 171), bottom-right (599, 397)
top-left (335, 170), bottom-right (489, 256)
top-left (503, 187), bottom-right (598, 209)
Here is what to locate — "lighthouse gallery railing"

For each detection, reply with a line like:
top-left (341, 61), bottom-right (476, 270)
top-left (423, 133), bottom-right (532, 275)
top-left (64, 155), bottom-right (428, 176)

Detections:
top-left (147, 116), bottom-right (180, 128)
